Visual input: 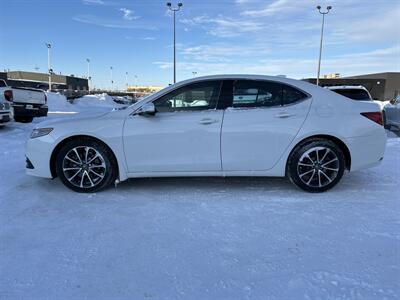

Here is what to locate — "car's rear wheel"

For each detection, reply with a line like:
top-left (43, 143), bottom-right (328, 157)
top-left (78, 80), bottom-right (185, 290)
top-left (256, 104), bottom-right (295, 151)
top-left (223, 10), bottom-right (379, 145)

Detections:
top-left (287, 139), bottom-right (345, 192)
top-left (56, 138), bottom-right (118, 193)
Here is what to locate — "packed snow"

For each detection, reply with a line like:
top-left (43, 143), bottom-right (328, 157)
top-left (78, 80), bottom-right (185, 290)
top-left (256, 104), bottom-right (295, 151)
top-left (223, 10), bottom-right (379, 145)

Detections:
top-left (0, 97), bottom-right (399, 299)
top-left (45, 92), bottom-right (127, 114)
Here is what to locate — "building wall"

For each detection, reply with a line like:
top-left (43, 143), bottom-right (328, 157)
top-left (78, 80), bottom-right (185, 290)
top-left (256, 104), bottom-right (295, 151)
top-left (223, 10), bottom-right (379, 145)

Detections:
top-left (346, 72), bottom-right (400, 100)
top-left (4, 71), bottom-right (88, 91)
top-left (7, 71), bottom-right (67, 84)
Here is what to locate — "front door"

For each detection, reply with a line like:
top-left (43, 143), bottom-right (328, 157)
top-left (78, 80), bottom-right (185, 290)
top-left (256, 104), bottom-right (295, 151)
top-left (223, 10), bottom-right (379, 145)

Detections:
top-left (221, 79), bottom-right (312, 171)
top-left (123, 80), bottom-right (223, 173)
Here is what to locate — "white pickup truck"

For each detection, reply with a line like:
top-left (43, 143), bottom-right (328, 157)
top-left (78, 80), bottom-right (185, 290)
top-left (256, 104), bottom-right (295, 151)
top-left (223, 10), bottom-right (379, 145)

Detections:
top-left (0, 79), bottom-right (48, 123)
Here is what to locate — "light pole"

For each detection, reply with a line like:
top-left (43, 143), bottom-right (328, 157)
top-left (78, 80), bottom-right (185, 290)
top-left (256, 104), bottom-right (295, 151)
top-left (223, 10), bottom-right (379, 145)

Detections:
top-left (45, 43), bottom-right (52, 91)
top-left (134, 75), bottom-right (138, 100)
top-left (316, 5), bottom-right (332, 86)
top-left (125, 71), bottom-right (129, 91)
top-left (110, 66), bottom-right (114, 91)
top-left (86, 58), bottom-right (91, 94)
top-left (166, 2), bottom-right (183, 84)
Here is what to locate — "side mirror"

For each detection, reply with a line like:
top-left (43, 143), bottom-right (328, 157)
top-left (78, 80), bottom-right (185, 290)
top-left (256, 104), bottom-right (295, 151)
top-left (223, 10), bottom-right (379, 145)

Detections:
top-left (137, 102), bottom-right (156, 116)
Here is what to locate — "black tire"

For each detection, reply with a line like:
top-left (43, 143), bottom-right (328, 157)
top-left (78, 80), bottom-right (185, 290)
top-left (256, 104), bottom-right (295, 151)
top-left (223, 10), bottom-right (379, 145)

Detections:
top-left (287, 138), bottom-right (346, 193)
top-left (14, 116), bottom-right (33, 123)
top-left (56, 138), bottom-right (118, 193)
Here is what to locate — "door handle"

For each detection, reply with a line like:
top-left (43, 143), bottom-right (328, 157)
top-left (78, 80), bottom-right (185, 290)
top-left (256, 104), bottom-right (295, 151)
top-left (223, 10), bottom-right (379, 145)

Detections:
top-left (198, 118), bottom-right (218, 125)
top-left (275, 112), bottom-right (294, 118)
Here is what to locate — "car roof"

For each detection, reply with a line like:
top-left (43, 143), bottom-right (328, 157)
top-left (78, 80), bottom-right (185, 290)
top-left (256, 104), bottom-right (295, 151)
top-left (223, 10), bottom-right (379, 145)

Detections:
top-left (326, 85), bottom-right (368, 91)
top-left (175, 74), bottom-right (318, 92)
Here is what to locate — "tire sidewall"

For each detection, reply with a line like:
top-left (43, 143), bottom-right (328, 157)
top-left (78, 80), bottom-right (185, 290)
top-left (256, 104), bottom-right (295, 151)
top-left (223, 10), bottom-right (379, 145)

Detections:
top-left (56, 139), bottom-right (117, 193)
top-left (288, 139), bottom-right (345, 193)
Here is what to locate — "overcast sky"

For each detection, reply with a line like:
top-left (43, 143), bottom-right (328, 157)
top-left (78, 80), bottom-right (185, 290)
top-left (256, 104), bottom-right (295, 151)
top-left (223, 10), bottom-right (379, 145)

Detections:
top-left (0, 0), bottom-right (399, 88)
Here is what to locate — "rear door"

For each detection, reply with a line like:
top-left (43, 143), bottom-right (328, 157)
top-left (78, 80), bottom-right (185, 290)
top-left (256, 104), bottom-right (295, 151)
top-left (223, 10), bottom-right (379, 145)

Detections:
top-left (221, 79), bottom-right (312, 171)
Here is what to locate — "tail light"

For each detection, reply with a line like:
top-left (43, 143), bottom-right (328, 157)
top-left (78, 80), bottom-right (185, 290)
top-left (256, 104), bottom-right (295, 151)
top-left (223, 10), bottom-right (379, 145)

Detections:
top-left (361, 112), bottom-right (383, 126)
top-left (4, 90), bottom-right (13, 102)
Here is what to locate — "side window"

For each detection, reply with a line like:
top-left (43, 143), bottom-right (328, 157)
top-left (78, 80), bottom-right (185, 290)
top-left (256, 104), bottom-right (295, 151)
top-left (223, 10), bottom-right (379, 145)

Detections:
top-left (282, 85), bottom-right (308, 105)
top-left (154, 81), bottom-right (221, 112)
top-left (232, 80), bottom-right (282, 108)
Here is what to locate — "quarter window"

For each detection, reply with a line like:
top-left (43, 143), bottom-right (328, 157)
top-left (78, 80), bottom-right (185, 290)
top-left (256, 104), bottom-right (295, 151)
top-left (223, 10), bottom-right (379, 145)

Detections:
top-left (154, 81), bottom-right (221, 112)
top-left (282, 85), bottom-right (308, 105)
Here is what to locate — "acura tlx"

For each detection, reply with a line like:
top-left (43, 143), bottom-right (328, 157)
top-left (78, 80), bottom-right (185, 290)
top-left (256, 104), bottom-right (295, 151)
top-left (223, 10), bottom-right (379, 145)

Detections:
top-left (25, 75), bottom-right (386, 193)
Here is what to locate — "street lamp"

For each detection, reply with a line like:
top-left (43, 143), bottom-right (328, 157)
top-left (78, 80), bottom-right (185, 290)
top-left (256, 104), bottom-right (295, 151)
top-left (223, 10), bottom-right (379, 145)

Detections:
top-left (192, 71), bottom-right (197, 77)
top-left (86, 58), bottom-right (91, 94)
top-left (166, 2), bottom-right (183, 84)
top-left (45, 43), bottom-right (52, 91)
top-left (110, 66), bottom-right (114, 91)
top-left (125, 71), bottom-right (129, 91)
top-left (316, 5), bottom-right (332, 86)
top-left (134, 75), bottom-right (138, 100)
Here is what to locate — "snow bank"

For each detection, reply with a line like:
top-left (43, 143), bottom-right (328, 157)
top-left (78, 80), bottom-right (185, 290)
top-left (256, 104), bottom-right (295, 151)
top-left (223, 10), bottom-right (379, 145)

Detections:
top-left (45, 92), bottom-right (74, 113)
top-left (45, 92), bottom-right (125, 114)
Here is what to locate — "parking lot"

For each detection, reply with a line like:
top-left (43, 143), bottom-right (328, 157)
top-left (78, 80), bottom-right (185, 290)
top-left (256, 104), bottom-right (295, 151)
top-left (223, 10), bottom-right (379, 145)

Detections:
top-left (0, 115), bottom-right (399, 299)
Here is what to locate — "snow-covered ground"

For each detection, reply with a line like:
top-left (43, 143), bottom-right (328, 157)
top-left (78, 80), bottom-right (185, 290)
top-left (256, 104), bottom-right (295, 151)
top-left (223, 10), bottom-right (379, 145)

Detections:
top-left (0, 96), bottom-right (399, 299)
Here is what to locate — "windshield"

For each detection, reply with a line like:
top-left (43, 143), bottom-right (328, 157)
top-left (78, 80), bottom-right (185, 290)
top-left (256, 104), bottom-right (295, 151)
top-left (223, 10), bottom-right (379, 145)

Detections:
top-left (332, 89), bottom-right (371, 101)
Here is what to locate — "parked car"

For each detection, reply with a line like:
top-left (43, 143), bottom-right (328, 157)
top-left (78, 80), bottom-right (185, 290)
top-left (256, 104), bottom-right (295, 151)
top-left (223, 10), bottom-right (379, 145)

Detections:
top-left (0, 80), bottom-right (12, 125)
top-left (0, 79), bottom-right (48, 123)
top-left (383, 95), bottom-right (400, 131)
top-left (327, 85), bottom-right (373, 101)
top-left (26, 75), bottom-right (386, 193)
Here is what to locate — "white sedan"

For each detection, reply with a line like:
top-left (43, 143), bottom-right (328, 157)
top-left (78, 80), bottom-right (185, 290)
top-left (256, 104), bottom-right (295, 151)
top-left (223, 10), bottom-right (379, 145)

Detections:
top-left (26, 75), bottom-right (387, 193)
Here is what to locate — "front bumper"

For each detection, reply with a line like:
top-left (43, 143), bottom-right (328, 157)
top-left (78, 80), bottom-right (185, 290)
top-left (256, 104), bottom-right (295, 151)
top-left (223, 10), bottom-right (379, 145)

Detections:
top-left (25, 134), bottom-right (55, 178)
top-left (0, 111), bottom-right (11, 123)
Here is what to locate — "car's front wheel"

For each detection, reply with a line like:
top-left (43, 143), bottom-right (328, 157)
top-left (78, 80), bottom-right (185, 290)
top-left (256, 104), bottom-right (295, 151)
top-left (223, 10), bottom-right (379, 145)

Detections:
top-left (287, 139), bottom-right (346, 192)
top-left (56, 138), bottom-right (118, 193)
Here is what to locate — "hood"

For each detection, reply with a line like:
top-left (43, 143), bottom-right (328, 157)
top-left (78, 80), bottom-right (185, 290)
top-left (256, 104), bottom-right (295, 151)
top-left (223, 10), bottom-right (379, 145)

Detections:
top-left (34, 109), bottom-right (111, 128)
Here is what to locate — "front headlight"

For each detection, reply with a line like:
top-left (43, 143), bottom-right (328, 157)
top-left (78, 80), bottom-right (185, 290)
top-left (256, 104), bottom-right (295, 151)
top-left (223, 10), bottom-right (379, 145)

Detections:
top-left (30, 128), bottom-right (53, 139)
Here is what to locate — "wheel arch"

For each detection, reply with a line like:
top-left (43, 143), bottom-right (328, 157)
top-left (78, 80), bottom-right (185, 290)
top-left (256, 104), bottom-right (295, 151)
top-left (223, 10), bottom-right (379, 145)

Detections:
top-left (50, 135), bottom-right (120, 178)
top-left (286, 134), bottom-right (351, 172)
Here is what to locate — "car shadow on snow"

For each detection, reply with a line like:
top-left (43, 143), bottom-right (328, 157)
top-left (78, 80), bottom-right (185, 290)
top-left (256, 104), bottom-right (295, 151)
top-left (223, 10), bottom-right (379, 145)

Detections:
top-left (25, 170), bottom-right (389, 196)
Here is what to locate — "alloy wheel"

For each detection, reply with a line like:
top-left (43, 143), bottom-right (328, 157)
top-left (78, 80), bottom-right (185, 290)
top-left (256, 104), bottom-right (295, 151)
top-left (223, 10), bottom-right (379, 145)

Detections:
top-left (62, 146), bottom-right (106, 189)
top-left (297, 146), bottom-right (340, 188)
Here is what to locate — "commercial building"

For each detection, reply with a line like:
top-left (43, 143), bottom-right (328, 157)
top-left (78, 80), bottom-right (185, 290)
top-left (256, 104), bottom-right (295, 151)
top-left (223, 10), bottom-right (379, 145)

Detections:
top-left (323, 73), bottom-right (341, 79)
top-left (127, 85), bottom-right (164, 93)
top-left (304, 72), bottom-right (400, 101)
top-left (0, 71), bottom-right (88, 91)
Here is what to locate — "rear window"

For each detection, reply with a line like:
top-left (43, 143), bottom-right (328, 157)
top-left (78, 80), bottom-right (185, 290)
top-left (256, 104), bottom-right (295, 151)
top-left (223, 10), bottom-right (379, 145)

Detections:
top-left (332, 89), bottom-right (371, 101)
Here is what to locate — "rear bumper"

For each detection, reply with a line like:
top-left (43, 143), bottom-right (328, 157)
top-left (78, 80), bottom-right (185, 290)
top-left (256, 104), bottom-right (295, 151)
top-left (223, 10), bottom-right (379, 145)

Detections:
top-left (12, 104), bottom-right (48, 117)
top-left (345, 129), bottom-right (387, 172)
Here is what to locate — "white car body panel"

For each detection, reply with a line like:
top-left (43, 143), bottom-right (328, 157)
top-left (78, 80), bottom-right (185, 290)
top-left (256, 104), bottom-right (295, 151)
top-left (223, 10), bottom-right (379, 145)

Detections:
top-left (221, 98), bottom-right (311, 171)
top-left (25, 74), bottom-right (387, 184)
top-left (123, 110), bottom-right (223, 172)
